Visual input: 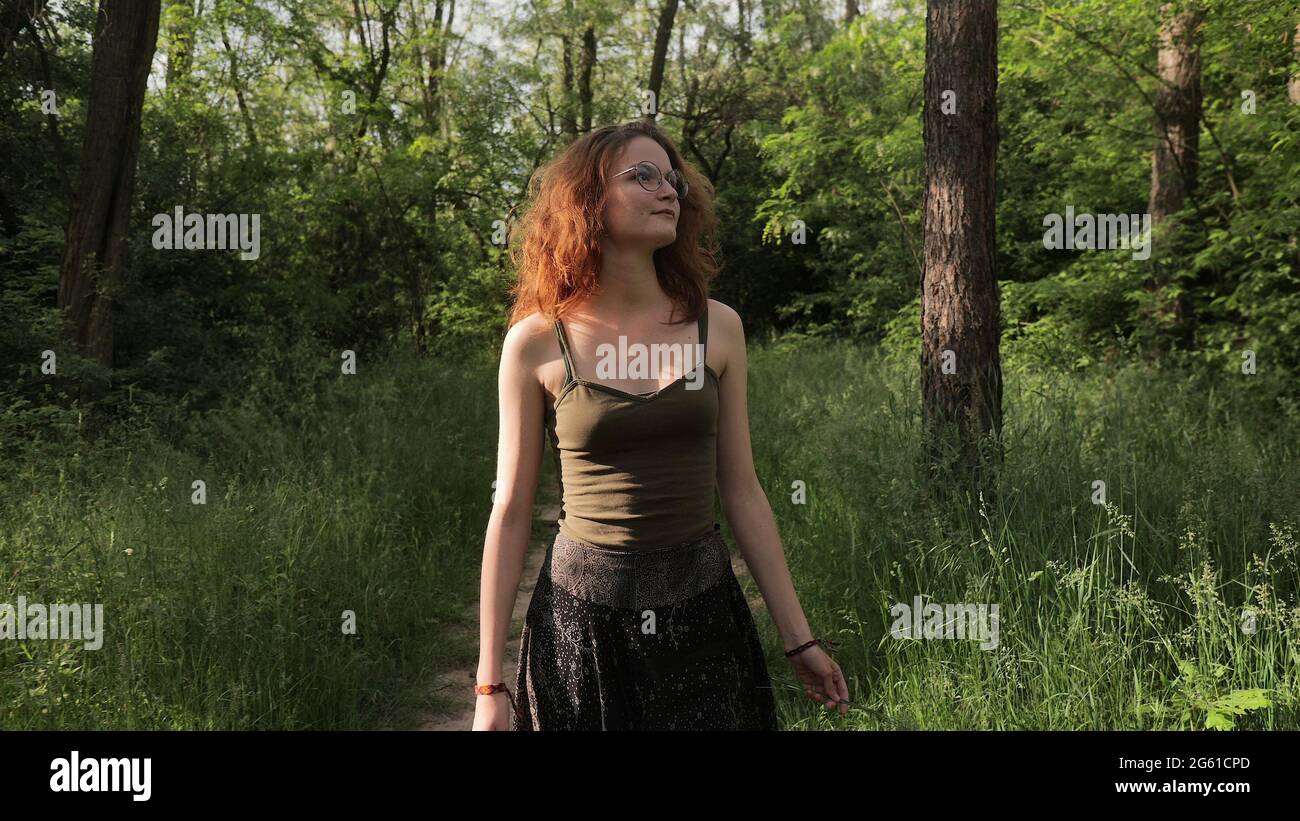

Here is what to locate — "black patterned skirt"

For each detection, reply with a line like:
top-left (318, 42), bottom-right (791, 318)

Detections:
top-left (511, 522), bottom-right (780, 730)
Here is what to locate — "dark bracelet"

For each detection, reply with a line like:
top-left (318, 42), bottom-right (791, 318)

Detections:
top-left (784, 637), bottom-right (841, 657)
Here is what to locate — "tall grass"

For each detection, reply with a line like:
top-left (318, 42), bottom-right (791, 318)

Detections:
top-left (0, 348), bottom-right (499, 729)
top-left (742, 337), bottom-right (1300, 730)
top-left (5, 334), bottom-right (1296, 730)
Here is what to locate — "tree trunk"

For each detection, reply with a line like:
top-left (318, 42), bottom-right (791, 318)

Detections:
top-left (920, 0), bottom-right (1003, 499)
top-left (359, 4), bottom-right (392, 141)
top-left (420, 0), bottom-right (455, 133)
top-left (558, 0), bottom-right (577, 137)
top-left (1148, 2), bottom-right (1203, 225)
top-left (578, 25), bottom-right (595, 133)
top-left (646, 0), bottom-right (679, 120)
top-left (27, 18), bottom-right (73, 203)
top-left (559, 33), bottom-right (577, 137)
top-left (57, 0), bottom-right (161, 372)
top-left (221, 24), bottom-right (258, 150)
top-left (1145, 1), bottom-right (1203, 348)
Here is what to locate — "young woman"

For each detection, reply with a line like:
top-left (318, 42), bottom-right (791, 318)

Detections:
top-left (472, 119), bottom-right (849, 730)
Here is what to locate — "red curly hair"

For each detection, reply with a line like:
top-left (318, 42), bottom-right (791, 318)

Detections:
top-left (506, 120), bottom-right (720, 329)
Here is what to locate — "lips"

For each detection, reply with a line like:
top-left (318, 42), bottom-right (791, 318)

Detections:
top-left (651, 210), bottom-right (676, 218)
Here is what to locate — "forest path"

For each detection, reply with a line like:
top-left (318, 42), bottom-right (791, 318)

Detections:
top-left (413, 497), bottom-right (557, 731)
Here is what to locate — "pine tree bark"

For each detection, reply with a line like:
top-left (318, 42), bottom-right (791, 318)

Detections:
top-left (57, 0), bottom-right (161, 372)
top-left (920, 0), bottom-right (1003, 498)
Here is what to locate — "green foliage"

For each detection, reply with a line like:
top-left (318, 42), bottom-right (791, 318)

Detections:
top-left (3, 0), bottom-right (1298, 441)
top-left (1, 0), bottom-right (1299, 729)
top-left (1141, 660), bottom-right (1274, 730)
top-left (755, 0), bottom-right (1299, 377)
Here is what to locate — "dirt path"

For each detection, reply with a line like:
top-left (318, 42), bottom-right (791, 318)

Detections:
top-left (412, 505), bottom-right (768, 731)
top-left (414, 500), bottom-right (559, 731)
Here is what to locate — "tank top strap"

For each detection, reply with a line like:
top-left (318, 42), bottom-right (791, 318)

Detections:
top-left (554, 317), bottom-right (576, 386)
top-left (697, 304), bottom-right (708, 371)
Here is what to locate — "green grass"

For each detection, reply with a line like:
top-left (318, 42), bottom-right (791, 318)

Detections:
top-left (3, 336), bottom-right (1296, 730)
top-left (0, 348), bottom-right (499, 729)
top-left (741, 337), bottom-right (1300, 730)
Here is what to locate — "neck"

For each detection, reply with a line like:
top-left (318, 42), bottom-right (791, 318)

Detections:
top-left (592, 240), bottom-right (665, 315)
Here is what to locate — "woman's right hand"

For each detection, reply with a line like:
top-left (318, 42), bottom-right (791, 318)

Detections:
top-left (472, 692), bottom-right (514, 730)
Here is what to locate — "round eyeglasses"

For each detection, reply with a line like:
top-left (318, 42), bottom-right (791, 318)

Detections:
top-left (612, 161), bottom-right (689, 200)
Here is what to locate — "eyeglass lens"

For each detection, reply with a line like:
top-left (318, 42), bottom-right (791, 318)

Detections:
top-left (635, 162), bottom-right (688, 199)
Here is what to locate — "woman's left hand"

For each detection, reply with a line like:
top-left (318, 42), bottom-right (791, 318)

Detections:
top-left (787, 644), bottom-right (850, 715)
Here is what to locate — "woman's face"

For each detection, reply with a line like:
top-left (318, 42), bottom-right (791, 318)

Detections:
top-left (602, 136), bottom-right (682, 252)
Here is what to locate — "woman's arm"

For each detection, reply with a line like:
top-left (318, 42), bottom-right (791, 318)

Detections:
top-left (713, 300), bottom-right (849, 714)
top-left (475, 317), bottom-right (546, 722)
top-left (711, 300), bottom-right (814, 652)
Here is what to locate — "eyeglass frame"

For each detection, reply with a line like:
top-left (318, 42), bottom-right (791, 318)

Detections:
top-left (611, 160), bottom-right (689, 200)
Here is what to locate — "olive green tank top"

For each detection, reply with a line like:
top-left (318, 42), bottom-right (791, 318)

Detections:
top-left (544, 307), bottom-right (720, 551)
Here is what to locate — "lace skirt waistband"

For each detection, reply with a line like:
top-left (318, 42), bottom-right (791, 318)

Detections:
top-left (542, 522), bottom-right (730, 610)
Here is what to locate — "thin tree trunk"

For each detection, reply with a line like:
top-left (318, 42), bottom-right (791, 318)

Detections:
top-left (920, 0), bottom-right (1003, 498)
top-left (357, 4), bottom-right (392, 140)
top-left (1148, 2), bottom-right (1203, 224)
top-left (420, 0), bottom-right (455, 132)
top-left (1145, 1), bottom-right (1203, 346)
top-left (221, 25), bottom-right (258, 150)
top-left (559, 34), bottom-right (577, 136)
top-left (578, 25), bottom-right (595, 133)
top-left (27, 18), bottom-right (72, 203)
top-left (57, 0), bottom-right (161, 375)
top-left (647, 0), bottom-right (679, 120)
top-left (558, 0), bottom-right (577, 136)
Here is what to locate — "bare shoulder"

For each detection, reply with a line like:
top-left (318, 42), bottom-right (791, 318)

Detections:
top-left (705, 298), bottom-right (746, 378)
top-left (706, 298), bottom-right (742, 333)
top-left (503, 310), bottom-right (569, 403)
top-left (501, 311), bottom-right (557, 375)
